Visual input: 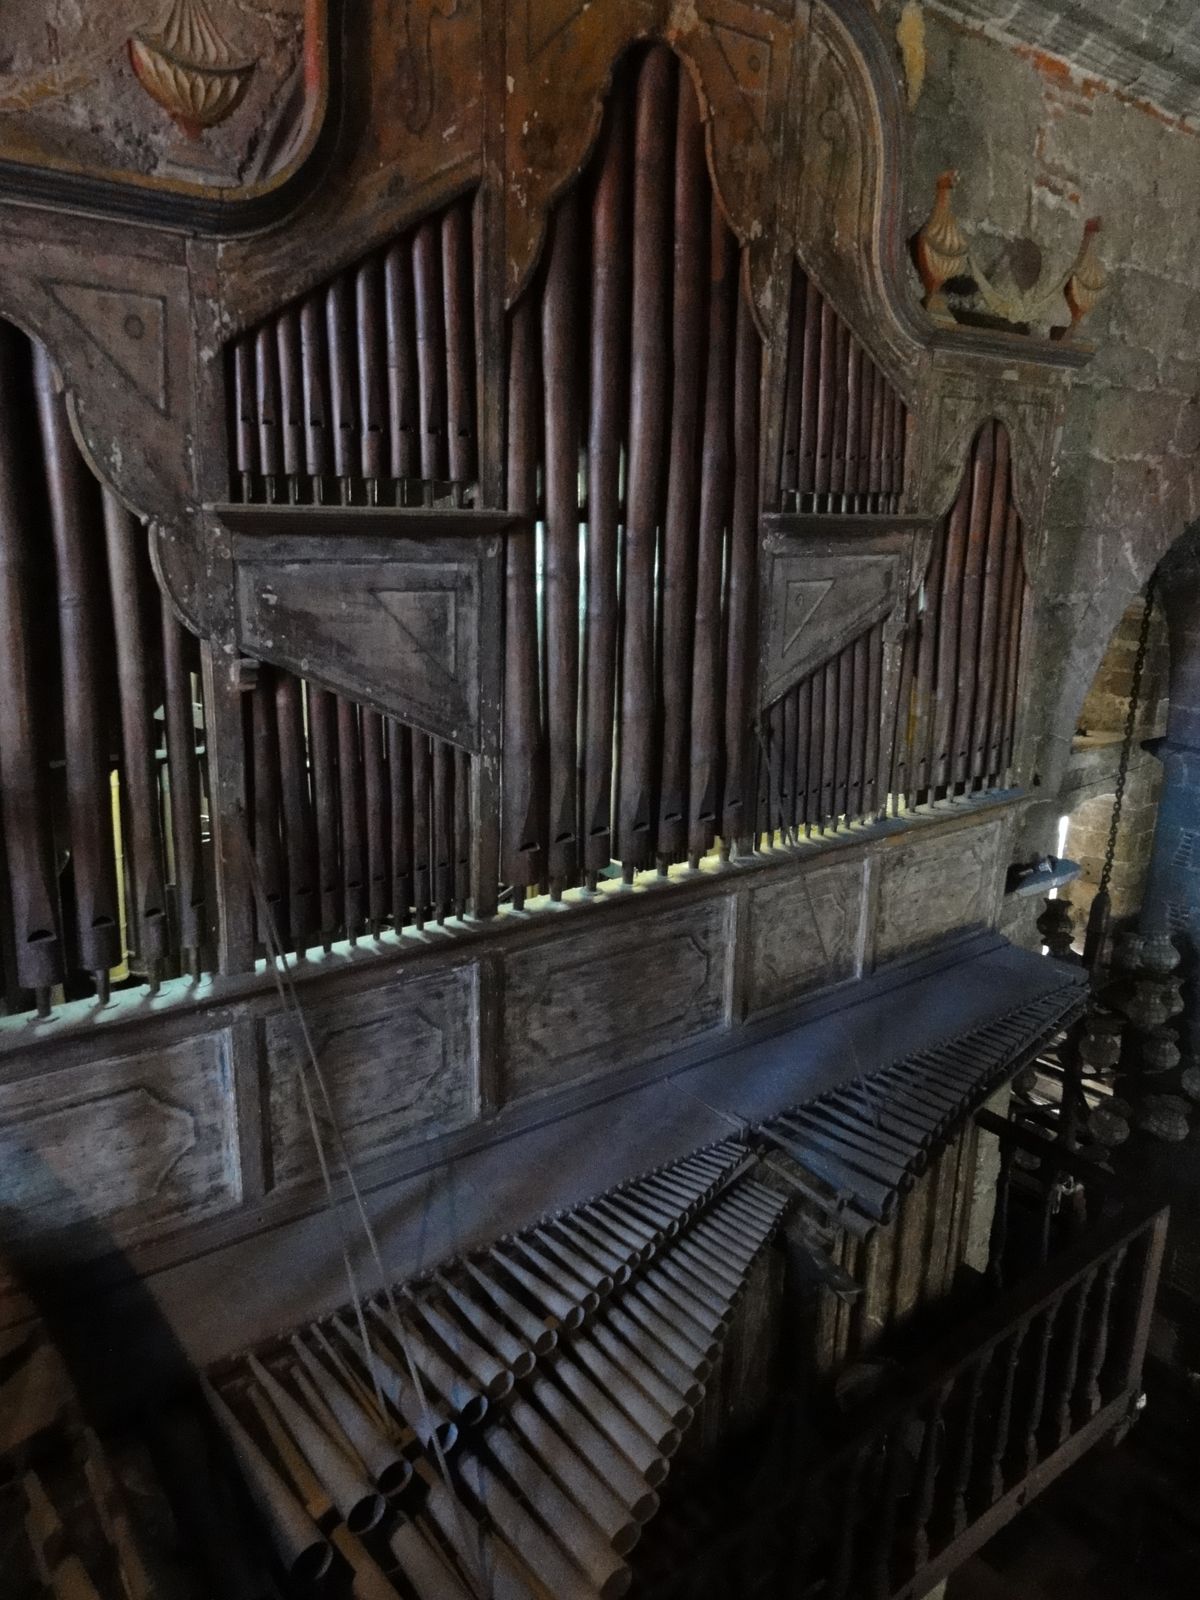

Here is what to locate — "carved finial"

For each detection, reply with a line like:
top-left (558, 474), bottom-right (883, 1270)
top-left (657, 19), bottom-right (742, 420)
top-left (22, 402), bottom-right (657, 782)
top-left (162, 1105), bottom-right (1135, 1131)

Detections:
top-left (914, 169), bottom-right (967, 321)
top-left (129, 0), bottom-right (255, 140)
top-left (1063, 217), bottom-right (1105, 335)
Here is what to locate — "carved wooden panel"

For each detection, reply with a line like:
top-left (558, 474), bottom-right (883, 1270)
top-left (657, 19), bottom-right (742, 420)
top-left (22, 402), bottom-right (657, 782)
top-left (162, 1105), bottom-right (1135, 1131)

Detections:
top-left (758, 517), bottom-right (927, 708)
top-left (264, 966), bottom-right (478, 1188)
top-left (874, 820), bottom-right (1004, 962)
top-left (0, 1), bottom-right (327, 216)
top-left (746, 857), bottom-right (867, 1014)
top-left (0, 1031), bottom-right (240, 1249)
top-left (224, 507), bottom-right (509, 751)
top-left (502, 899), bottom-right (733, 1098)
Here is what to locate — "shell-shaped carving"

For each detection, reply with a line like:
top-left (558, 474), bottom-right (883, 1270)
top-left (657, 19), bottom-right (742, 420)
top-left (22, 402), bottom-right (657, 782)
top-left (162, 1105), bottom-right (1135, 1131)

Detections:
top-left (129, 0), bottom-right (255, 139)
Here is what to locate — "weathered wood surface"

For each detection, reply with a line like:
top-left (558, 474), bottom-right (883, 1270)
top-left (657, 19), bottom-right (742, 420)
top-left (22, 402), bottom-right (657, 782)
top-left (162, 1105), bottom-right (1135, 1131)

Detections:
top-left (745, 859), bottom-right (867, 1014)
top-left (874, 820), bottom-right (1006, 961)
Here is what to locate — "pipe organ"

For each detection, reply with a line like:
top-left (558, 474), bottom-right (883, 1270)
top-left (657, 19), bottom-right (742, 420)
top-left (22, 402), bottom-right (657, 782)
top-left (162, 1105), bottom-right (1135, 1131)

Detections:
top-left (0, 3), bottom-right (1165, 1597)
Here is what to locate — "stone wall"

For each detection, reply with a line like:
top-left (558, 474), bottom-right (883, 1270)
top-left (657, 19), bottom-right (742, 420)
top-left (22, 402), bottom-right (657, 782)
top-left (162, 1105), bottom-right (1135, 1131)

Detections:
top-left (885, 3), bottom-right (1200, 838)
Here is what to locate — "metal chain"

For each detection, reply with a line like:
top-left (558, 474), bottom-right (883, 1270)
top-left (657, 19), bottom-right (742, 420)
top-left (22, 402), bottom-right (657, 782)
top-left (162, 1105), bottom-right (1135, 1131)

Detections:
top-left (1098, 574), bottom-right (1157, 897)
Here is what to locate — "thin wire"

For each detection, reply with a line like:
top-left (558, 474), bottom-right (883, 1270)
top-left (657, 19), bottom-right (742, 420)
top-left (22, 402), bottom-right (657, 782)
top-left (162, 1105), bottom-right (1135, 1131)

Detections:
top-left (236, 815), bottom-right (487, 1596)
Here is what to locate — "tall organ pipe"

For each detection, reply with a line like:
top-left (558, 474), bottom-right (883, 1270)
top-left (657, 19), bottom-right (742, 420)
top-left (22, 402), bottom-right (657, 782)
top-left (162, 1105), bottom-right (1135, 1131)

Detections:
top-left (619, 44), bottom-right (675, 877)
top-left (102, 489), bottom-right (169, 990)
top-left (0, 328), bottom-right (62, 1009)
top-left (583, 86), bottom-right (631, 886)
top-left (32, 345), bottom-right (121, 996)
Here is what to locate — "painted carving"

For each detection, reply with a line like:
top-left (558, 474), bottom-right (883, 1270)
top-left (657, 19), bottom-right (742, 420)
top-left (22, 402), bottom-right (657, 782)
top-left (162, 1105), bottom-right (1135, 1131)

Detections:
top-left (0, 0), bottom-right (320, 199)
top-left (914, 170), bottom-right (967, 321)
top-left (128, 0), bottom-right (256, 139)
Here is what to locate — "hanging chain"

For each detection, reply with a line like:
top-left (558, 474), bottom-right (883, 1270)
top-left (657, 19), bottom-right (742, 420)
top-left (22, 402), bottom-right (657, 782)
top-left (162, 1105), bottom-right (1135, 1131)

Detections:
top-left (1098, 574), bottom-right (1156, 898)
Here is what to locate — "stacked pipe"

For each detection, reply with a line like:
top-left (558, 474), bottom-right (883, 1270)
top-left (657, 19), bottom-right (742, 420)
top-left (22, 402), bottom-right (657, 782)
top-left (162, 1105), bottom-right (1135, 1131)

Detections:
top-left (246, 672), bottom-right (472, 951)
top-left (181, 1138), bottom-right (787, 1600)
top-left (0, 325), bottom-right (209, 1017)
top-left (758, 980), bottom-right (1086, 1236)
top-left (228, 194), bottom-right (478, 507)
top-left (894, 418), bottom-right (1027, 806)
top-left (755, 617), bottom-right (887, 846)
top-left (502, 45), bottom-right (763, 905)
top-left (773, 261), bottom-right (908, 514)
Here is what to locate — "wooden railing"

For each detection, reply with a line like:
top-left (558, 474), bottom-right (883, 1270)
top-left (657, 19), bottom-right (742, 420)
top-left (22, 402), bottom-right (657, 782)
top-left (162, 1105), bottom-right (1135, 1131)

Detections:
top-left (637, 1119), bottom-right (1168, 1600)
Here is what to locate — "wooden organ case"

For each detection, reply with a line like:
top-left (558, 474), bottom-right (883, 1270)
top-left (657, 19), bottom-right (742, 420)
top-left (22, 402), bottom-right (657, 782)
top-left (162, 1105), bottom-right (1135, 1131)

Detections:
top-left (0, 4), bottom-right (1168, 1599)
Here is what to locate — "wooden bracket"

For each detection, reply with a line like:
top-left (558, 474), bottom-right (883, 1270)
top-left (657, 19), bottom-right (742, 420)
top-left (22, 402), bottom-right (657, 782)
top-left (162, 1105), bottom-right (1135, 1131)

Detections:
top-left (757, 513), bottom-right (934, 711)
top-left (211, 503), bottom-right (518, 755)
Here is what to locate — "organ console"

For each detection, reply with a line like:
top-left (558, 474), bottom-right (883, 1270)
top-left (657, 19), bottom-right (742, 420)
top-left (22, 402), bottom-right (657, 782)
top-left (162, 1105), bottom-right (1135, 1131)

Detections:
top-left (0, 4), bottom-right (1162, 1597)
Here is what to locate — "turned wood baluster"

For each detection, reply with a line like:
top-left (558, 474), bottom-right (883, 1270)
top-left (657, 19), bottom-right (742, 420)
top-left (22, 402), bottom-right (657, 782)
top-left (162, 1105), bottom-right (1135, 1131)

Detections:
top-left (986, 1321), bottom-right (1028, 1504)
top-left (336, 699), bottom-right (366, 942)
top-left (540, 184), bottom-right (582, 895)
top-left (582, 78), bottom-right (631, 885)
top-left (908, 1381), bottom-right (952, 1570)
top-left (387, 720), bottom-right (414, 928)
top-left (949, 1354), bottom-right (988, 1537)
top-left (354, 257), bottom-right (386, 502)
top-left (687, 218), bottom-right (737, 866)
top-left (274, 672), bottom-right (318, 953)
top-left (299, 294), bottom-right (332, 501)
top-left (658, 71), bottom-right (708, 868)
top-left (1020, 1297), bottom-right (1062, 1474)
top-left (721, 280), bottom-right (761, 856)
top-left (1079, 1246), bottom-right (1127, 1420)
top-left (33, 346), bottom-right (121, 997)
top-left (103, 491), bottom-right (170, 990)
top-left (1052, 1266), bottom-right (1099, 1448)
top-left (619, 44), bottom-right (674, 877)
top-left (384, 239), bottom-right (420, 492)
top-left (827, 1448), bottom-right (869, 1600)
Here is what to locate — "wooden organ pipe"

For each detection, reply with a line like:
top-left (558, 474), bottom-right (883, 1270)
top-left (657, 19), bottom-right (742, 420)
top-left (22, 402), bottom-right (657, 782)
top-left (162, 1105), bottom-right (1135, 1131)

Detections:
top-left (441, 198), bottom-right (477, 489)
top-left (542, 186), bottom-right (583, 895)
top-left (300, 294), bottom-right (332, 494)
top-left (721, 282), bottom-right (761, 856)
top-left (411, 728), bottom-right (432, 926)
top-left (413, 216), bottom-right (449, 487)
top-left (254, 324), bottom-right (281, 501)
top-left (0, 329), bottom-right (62, 1011)
top-left (102, 490), bottom-right (170, 991)
top-left (337, 698), bottom-right (367, 941)
top-left (503, 295), bottom-right (544, 904)
top-left (974, 422), bottom-right (1009, 785)
top-left (687, 220), bottom-right (738, 867)
top-left (658, 75), bottom-right (708, 870)
top-left (250, 666), bottom-right (286, 940)
top-left (388, 720), bottom-right (414, 929)
top-left (275, 305), bottom-right (304, 501)
top-left (325, 273), bottom-right (358, 502)
top-left (583, 85), bottom-right (631, 887)
top-left (32, 346), bottom-right (121, 998)
top-left (354, 257), bottom-right (386, 499)
top-left (162, 602), bottom-right (206, 977)
top-left (361, 709), bottom-right (389, 936)
top-left (275, 672), bottom-right (318, 951)
top-left (619, 43), bottom-right (675, 879)
top-left (384, 240), bottom-right (420, 484)
top-left (951, 420), bottom-right (993, 791)
top-left (307, 686), bottom-right (341, 951)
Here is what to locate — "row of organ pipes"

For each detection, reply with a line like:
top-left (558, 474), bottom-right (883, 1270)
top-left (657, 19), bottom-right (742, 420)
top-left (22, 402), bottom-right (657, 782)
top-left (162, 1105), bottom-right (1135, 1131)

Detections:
top-left (0, 52), bottom-right (1028, 1017)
